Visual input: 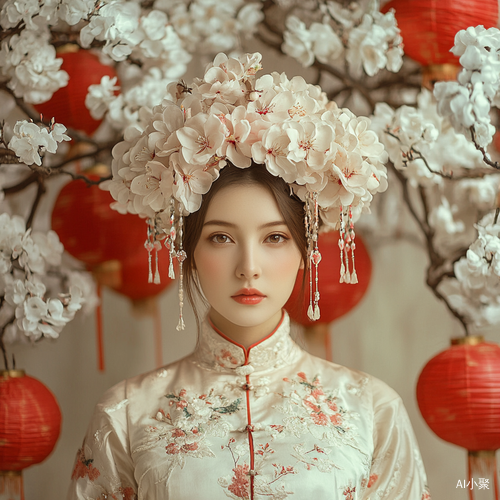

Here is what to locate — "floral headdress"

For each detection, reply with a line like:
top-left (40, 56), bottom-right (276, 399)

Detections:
top-left (103, 52), bottom-right (388, 329)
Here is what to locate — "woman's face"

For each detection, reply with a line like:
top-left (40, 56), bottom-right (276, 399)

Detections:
top-left (194, 183), bottom-right (303, 336)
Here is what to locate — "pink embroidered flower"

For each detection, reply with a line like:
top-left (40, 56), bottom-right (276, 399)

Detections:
top-left (175, 399), bottom-right (188, 410)
top-left (171, 428), bottom-right (186, 438)
top-left (329, 413), bottom-right (343, 426)
top-left (326, 400), bottom-right (337, 412)
top-left (367, 473), bottom-right (378, 488)
top-left (228, 464), bottom-right (251, 499)
top-left (71, 448), bottom-right (100, 481)
top-left (165, 443), bottom-right (181, 454)
top-left (311, 387), bottom-right (325, 399)
top-left (181, 442), bottom-right (199, 452)
top-left (217, 349), bottom-right (239, 365)
top-left (311, 412), bottom-right (329, 426)
top-left (343, 486), bottom-right (356, 500)
top-left (119, 486), bottom-right (137, 500)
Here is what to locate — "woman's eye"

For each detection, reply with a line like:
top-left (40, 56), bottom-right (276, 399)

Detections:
top-left (266, 234), bottom-right (288, 244)
top-left (210, 234), bottom-right (231, 244)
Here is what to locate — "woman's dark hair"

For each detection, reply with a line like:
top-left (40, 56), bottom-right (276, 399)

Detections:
top-left (183, 162), bottom-right (307, 325)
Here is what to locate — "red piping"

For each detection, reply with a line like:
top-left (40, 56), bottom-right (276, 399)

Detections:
top-left (208, 310), bottom-right (286, 500)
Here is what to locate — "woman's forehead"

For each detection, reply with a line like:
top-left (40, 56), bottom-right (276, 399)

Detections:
top-left (204, 184), bottom-right (285, 227)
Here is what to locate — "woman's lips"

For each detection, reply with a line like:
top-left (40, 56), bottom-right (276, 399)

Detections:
top-left (231, 288), bottom-right (266, 305)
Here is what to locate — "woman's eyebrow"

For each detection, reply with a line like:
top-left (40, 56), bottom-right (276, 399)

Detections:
top-left (203, 220), bottom-right (287, 229)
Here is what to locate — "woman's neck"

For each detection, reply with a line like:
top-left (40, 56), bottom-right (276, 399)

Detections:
top-left (208, 309), bottom-right (283, 349)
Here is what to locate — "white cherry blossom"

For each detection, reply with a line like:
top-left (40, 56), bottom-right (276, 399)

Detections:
top-left (8, 120), bottom-right (70, 166)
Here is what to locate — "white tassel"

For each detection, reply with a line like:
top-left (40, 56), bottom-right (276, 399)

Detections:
top-left (154, 250), bottom-right (161, 284)
top-left (148, 251), bottom-right (153, 283)
top-left (313, 304), bottom-right (320, 321)
top-left (307, 304), bottom-right (314, 321)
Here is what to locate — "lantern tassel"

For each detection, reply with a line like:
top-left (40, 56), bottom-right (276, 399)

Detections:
top-left (468, 450), bottom-right (499, 500)
top-left (95, 284), bottom-right (105, 372)
top-left (0, 471), bottom-right (25, 500)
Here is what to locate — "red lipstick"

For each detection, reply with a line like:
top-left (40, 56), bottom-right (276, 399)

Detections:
top-left (231, 288), bottom-right (266, 305)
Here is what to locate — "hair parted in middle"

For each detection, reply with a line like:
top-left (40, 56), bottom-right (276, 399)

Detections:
top-left (182, 162), bottom-right (308, 323)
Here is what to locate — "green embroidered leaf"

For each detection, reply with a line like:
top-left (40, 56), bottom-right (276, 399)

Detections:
top-left (211, 398), bottom-right (242, 414)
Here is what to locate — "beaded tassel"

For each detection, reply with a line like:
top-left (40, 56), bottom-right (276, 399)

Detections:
top-left (176, 213), bottom-right (186, 331)
top-left (164, 197), bottom-right (177, 280)
top-left (306, 192), bottom-right (321, 321)
top-left (145, 219), bottom-right (155, 283)
top-left (312, 192), bottom-right (321, 320)
top-left (338, 205), bottom-right (357, 284)
top-left (338, 206), bottom-right (346, 283)
top-left (153, 240), bottom-right (162, 284)
top-left (305, 194), bottom-right (314, 321)
top-left (348, 205), bottom-right (358, 284)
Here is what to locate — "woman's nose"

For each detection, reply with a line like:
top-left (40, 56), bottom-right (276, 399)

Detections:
top-left (235, 243), bottom-right (261, 280)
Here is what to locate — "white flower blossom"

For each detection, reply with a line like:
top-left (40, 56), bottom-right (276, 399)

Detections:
top-left (282, 16), bottom-right (314, 67)
top-left (371, 89), bottom-right (483, 186)
top-left (8, 120), bottom-right (70, 166)
top-left (434, 26), bottom-right (500, 149)
top-left (0, 28), bottom-right (69, 103)
top-left (445, 213), bottom-right (500, 327)
top-left (86, 75), bottom-right (120, 120)
top-left (106, 52), bottom-right (387, 228)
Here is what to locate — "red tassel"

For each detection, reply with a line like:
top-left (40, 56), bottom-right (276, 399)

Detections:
top-left (95, 284), bottom-right (105, 372)
top-left (0, 472), bottom-right (25, 500)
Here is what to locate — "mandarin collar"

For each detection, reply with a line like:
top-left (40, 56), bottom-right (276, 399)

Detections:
top-left (192, 310), bottom-right (302, 374)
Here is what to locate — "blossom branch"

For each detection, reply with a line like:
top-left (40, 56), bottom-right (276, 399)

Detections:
top-left (3, 172), bottom-right (38, 195)
top-left (470, 126), bottom-right (500, 170)
top-left (26, 178), bottom-right (46, 230)
top-left (0, 315), bottom-right (15, 371)
top-left (389, 161), bottom-right (469, 334)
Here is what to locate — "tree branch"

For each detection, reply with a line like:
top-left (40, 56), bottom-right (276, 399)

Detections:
top-left (26, 178), bottom-right (46, 229)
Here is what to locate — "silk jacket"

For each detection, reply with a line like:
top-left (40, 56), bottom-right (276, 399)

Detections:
top-left (67, 311), bottom-right (430, 500)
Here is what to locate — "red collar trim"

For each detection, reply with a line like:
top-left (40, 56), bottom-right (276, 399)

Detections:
top-left (208, 311), bottom-right (286, 363)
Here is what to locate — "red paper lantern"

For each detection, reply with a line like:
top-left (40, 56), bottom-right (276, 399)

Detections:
top-left (113, 249), bottom-right (173, 301)
top-left (417, 337), bottom-right (500, 451)
top-left (0, 370), bottom-right (61, 472)
top-left (382, 0), bottom-right (498, 67)
top-left (51, 178), bottom-right (147, 268)
top-left (285, 232), bottom-right (372, 326)
top-left (34, 49), bottom-right (117, 135)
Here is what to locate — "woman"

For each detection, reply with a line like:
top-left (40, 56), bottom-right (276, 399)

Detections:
top-left (67, 163), bottom-right (430, 500)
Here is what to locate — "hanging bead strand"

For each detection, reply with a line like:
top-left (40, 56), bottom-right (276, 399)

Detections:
top-left (305, 193), bottom-right (314, 321)
top-left (153, 239), bottom-right (162, 284)
top-left (176, 213), bottom-right (186, 331)
top-left (348, 205), bottom-right (358, 284)
top-left (145, 218), bottom-right (155, 283)
top-left (338, 206), bottom-right (346, 283)
top-left (164, 197), bottom-right (177, 280)
top-left (311, 191), bottom-right (321, 320)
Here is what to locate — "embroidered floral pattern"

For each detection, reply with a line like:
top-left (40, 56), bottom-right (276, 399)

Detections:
top-left (422, 487), bottom-right (431, 500)
top-left (361, 473), bottom-right (378, 488)
top-left (96, 487), bottom-right (137, 500)
top-left (343, 485), bottom-right (356, 499)
top-left (135, 387), bottom-right (244, 482)
top-left (218, 438), bottom-right (251, 499)
top-left (275, 372), bottom-right (359, 446)
top-left (71, 446), bottom-right (100, 481)
top-left (215, 348), bottom-right (240, 367)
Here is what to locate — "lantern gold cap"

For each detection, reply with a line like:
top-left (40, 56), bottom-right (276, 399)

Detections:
top-left (451, 336), bottom-right (484, 346)
top-left (0, 369), bottom-right (26, 378)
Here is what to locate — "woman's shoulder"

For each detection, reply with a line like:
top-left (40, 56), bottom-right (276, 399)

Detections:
top-left (300, 351), bottom-right (402, 406)
top-left (96, 353), bottom-right (195, 409)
